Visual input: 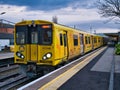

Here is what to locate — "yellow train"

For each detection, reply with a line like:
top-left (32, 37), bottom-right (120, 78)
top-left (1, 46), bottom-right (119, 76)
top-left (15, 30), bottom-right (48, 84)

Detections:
top-left (14, 20), bottom-right (105, 76)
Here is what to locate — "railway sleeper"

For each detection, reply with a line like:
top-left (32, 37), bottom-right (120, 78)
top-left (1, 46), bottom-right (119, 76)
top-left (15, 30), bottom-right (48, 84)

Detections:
top-left (0, 64), bottom-right (19, 73)
top-left (0, 65), bottom-right (21, 81)
top-left (2, 77), bottom-right (29, 90)
top-left (0, 72), bottom-right (20, 81)
top-left (0, 74), bottom-right (27, 88)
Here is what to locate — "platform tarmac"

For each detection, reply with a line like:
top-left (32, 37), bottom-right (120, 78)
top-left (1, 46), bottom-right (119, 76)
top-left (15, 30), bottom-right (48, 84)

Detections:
top-left (18, 47), bottom-right (120, 90)
top-left (0, 52), bottom-right (14, 60)
top-left (58, 47), bottom-right (120, 90)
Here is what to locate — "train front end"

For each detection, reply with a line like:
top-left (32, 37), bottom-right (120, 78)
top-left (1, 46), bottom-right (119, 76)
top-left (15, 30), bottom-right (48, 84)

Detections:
top-left (14, 20), bottom-right (54, 76)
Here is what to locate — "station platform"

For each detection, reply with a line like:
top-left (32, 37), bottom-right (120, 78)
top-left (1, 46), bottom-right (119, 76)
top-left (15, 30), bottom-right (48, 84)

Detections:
top-left (18, 47), bottom-right (120, 90)
top-left (0, 52), bottom-right (14, 60)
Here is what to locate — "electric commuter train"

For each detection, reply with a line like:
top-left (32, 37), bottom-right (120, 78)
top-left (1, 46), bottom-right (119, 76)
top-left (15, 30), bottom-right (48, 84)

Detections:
top-left (14, 20), bottom-right (105, 76)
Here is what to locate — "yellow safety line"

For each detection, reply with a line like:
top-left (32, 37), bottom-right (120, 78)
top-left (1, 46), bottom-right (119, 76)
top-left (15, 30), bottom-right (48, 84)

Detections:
top-left (39, 47), bottom-right (106, 90)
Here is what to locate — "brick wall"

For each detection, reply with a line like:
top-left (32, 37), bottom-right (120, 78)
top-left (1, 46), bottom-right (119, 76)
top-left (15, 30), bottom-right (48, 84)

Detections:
top-left (0, 28), bottom-right (14, 34)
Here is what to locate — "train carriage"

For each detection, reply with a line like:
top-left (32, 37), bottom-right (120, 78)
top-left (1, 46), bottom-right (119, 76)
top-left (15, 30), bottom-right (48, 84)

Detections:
top-left (14, 20), bottom-right (104, 76)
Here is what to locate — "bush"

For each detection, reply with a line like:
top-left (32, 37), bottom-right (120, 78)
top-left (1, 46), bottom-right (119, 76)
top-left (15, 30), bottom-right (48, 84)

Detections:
top-left (115, 44), bottom-right (120, 55)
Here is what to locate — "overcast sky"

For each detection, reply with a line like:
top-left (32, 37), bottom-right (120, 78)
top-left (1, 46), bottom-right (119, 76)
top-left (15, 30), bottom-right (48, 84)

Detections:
top-left (0, 0), bottom-right (120, 33)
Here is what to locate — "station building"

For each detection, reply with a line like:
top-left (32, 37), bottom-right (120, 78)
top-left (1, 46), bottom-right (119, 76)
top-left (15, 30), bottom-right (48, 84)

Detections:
top-left (97, 32), bottom-right (120, 47)
top-left (104, 32), bottom-right (120, 46)
top-left (0, 20), bottom-right (14, 51)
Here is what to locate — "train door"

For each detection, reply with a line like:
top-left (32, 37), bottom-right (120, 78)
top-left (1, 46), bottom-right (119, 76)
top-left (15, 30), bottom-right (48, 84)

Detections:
top-left (59, 31), bottom-right (68, 60)
top-left (29, 27), bottom-right (38, 62)
top-left (91, 36), bottom-right (94, 49)
top-left (80, 34), bottom-right (84, 54)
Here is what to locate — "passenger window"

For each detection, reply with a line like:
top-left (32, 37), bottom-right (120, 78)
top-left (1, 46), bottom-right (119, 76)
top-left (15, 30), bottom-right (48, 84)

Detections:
top-left (94, 38), bottom-right (97, 43)
top-left (60, 33), bottom-right (63, 45)
top-left (85, 36), bottom-right (88, 44)
top-left (73, 35), bottom-right (78, 46)
top-left (98, 38), bottom-right (101, 42)
top-left (92, 37), bottom-right (94, 43)
top-left (88, 37), bottom-right (91, 44)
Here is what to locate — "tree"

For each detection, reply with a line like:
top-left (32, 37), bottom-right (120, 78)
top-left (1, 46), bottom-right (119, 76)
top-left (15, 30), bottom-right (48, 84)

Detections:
top-left (97, 0), bottom-right (120, 22)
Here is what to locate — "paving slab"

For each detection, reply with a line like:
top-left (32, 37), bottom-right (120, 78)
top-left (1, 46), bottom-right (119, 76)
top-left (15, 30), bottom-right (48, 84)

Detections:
top-left (91, 47), bottom-right (114, 72)
top-left (115, 55), bottom-right (120, 73)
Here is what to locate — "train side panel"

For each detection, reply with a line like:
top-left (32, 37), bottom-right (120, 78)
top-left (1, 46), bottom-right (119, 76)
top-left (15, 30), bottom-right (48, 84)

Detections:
top-left (53, 25), bottom-right (81, 64)
top-left (67, 30), bottom-right (75, 59)
top-left (93, 36), bottom-right (98, 49)
top-left (53, 26), bottom-right (68, 65)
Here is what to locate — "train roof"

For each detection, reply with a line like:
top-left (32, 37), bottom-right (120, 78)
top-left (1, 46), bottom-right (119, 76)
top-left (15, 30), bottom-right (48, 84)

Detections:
top-left (15, 20), bottom-right (52, 25)
top-left (15, 20), bottom-right (102, 37)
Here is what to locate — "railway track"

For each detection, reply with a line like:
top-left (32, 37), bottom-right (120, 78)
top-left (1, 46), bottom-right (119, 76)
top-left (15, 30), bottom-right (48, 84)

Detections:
top-left (0, 58), bottom-right (14, 66)
top-left (0, 64), bottom-right (29, 90)
top-left (0, 58), bottom-right (41, 90)
top-left (1, 47), bottom-right (114, 90)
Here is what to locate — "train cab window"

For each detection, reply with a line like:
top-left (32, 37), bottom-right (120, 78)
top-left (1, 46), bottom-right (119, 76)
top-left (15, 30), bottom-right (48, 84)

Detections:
top-left (73, 35), bottom-right (78, 46)
top-left (15, 26), bottom-right (27, 45)
top-left (39, 25), bottom-right (52, 45)
top-left (16, 32), bottom-right (25, 44)
top-left (31, 32), bottom-right (38, 44)
top-left (42, 30), bottom-right (52, 44)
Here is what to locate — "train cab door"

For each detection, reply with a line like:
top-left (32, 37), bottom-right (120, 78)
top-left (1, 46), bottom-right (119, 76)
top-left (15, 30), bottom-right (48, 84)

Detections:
top-left (59, 31), bottom-right (68, 61)
top-left (80, 34), bottom-right (84, 54)
top-left (29, 27), bottom-right (38, 62)
top-left (63, 31), bottom-right (68, 59)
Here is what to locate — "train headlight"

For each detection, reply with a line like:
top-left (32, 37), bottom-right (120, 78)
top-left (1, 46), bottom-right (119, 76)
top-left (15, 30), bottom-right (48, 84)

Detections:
top-left (16, 52), bottom-right (21, 57)
top-left (16, 52), bottom-right (25, 59)
top-left (46, 53), bottom-right (52, 58)
top-left (42, 53), bottom-right (52, 60)
top-left (21, 55), bottom-right (25, 59)
top-left (43, 56), bottom-right (47, 60)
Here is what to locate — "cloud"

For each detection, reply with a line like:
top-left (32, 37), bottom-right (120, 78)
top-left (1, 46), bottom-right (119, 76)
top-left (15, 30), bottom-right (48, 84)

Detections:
top-left (96, 28), bottom-right (119, 33)
top-left (0, 3), bottom-right (119, 33)
top-left (0, 0), bottom-right (97, 11)
top-left (46, 7), bottom-right (103, 24)
top-left (0, 4), bottom-right (27, 13)
top-left (0, 0), bottom-right (76, 11)
top-left (0, 4), bottom-right (47, 22)
top-left (0, 4), bottom-right (102, 23)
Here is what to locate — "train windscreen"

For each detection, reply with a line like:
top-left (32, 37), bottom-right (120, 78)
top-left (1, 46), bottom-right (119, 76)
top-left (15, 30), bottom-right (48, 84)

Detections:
top-left (15, 24), bottom-right (52, 45)
top-left (16, 26), bottom-right (27, 45)
top-left (38, 25), bottom-right (52, 45)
